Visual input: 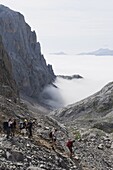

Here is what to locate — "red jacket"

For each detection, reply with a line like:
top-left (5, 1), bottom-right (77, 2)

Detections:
top-left (66, 140), bottom-right (73, 148)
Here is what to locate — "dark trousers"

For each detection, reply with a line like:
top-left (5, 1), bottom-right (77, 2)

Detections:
top-left (6, 128), bottom-right (11, 139)
top-left (28, 128), bottom-right (32, 138)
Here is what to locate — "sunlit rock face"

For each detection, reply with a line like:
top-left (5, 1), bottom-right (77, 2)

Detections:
top-left (0, 5), bottom-right (55, 98)
top-left (0, 35), bottom-right (18, 101)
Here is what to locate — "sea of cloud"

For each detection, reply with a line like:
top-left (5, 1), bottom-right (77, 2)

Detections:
top-left (43, 54), bottom-right (113, 108)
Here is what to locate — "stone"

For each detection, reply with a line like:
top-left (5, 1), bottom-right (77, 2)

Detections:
top-left (27, 166), bottom-right (44, 170)
top-left (98, 144), bottom-right (104, 150)
top-left (5, 150), bottom-right (24, 162)
top-left (110, 142), bottom-right (113, 149)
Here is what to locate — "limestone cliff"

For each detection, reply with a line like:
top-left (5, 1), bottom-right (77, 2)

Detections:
top-left (0, 5), bottom-right (55, 98)
top-left (0, 35), bottom-right (18, 101)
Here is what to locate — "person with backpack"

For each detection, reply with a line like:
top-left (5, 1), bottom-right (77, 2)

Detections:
top-left (11, 119), bottom-right (17, 137)
top-left (66, 139), bottom-right (75, 158)
top-left (4, 118), bottom-right (13, 139)
top-left (27, 120), bottom-right (33, 138)
top-left (19, 119), bottom-right (27, 136)
top-left (49, 128), bottom-right (58, 150)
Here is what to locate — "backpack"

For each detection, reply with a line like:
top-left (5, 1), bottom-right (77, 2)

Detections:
top-left (49, 131), bottom-right (53, 138)
top-left (3, 122), bottom-right (8, 130)
top-left (66, 140), bottom-right (73, 148)
top-left (27, 122), bottom-right (32, 129)
top-left (19, 122), bottom-right (24, 129)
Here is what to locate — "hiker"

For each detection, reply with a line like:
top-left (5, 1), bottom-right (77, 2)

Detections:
top-left (49, 128), bottom-right (58, 149)
top-left (19, 119), bottom-right (27, 136)
top-left (66, 139), bottom-right (75, 158)
top-left (27, 120), bottom-right (33, 138)
top-left (11, 119), bottom-right (16, 137)
top-left (6, 118), bottom-right (13, 139)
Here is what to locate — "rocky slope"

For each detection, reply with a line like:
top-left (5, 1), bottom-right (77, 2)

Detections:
top-left (50, 82), bottom-right (113, 123)
top-left (0, 115), bottom-right (113, 170)
top-left (48, 82), bottom-right (113, 169)
top-left (0, 114), bottom-right (79, 170)
top-left (0, 93), bottom-right (81, 170)
top-left (0, 5), bottom-right (55, 98)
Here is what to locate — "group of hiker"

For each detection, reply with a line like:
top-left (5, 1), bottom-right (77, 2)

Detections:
top-left (3, 118), bottom-right (34, 139)
top-left (3, 119), bottom-right (77, 159)
top-left (49, 127), bottom-right (76, 158)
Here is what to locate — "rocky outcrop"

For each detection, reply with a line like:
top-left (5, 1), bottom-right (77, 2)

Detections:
top-left (50, 82), bottom-right (113, 123)
top-left (57, 74), bottom-right (83, 80)
top-left (0, 5), bottom-right (55, 98)
top-left (0, 35), bottom-right (18, 101)
top-left (92, 122), bottom-right (113, 133)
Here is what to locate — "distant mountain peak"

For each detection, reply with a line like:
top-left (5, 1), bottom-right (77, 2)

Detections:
top-left (79, 48), bottom-right (113, 56)
top-left (49, 51), bottom-right (67, 55)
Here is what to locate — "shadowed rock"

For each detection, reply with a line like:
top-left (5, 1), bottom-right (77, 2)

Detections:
top-left (0, 35), bottom-right (19, 101)
top-left (0, 5), bottom-right (55, 98)
top-left (57, 74), bottom-right (83, 80)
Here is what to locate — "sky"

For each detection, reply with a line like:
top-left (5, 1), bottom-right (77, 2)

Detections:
top-left (0, 0), bottom-right (113, 54)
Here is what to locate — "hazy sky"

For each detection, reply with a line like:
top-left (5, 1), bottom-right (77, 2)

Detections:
top-left (0, 0), bottom-right (113, 54)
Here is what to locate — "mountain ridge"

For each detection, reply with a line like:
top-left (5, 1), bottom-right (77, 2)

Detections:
top-left (79, 48), bottom-right (113, 56)
top-left (50, 81), bottom-right (113, 126)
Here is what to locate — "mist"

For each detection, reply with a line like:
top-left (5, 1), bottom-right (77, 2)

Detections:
top-left (42, 54), bottom-right (113, 108)
top-left (40, 84), bottom-right (65, 109)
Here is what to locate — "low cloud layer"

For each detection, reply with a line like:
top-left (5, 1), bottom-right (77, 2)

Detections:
top-left (40, 84), bottom-right (65, 109)
top-left (42, 54), bottom-right (113, 108)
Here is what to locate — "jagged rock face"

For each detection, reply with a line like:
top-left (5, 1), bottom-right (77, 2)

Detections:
top-left (50, 82), bottom-right (113, 122)
top-left (0, 36), bottom-right (18, 101)
top-left (0, 5), bottom-right (55, 98)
